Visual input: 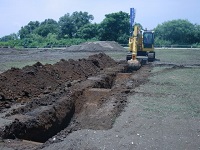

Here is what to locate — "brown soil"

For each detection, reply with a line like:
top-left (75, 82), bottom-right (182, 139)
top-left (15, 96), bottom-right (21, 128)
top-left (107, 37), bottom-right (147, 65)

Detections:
top-left (0, 50), bottom-right (151, 150)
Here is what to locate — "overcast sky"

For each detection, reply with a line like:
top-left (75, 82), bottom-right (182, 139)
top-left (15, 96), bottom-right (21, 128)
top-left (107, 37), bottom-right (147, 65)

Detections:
top-left (0, 0), bottom-right (200, 37)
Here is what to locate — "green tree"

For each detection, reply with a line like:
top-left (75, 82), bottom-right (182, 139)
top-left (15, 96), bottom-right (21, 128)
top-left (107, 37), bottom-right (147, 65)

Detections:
top-left (58, 13), bottom-right (76, 38)
top-left (21, 34), bottom-right (44, 48)
top-left (71, 11), bottom-right (94, 31)
top-left (154, 19), bottom-right (196, 45)
top-left (18, 21), bottom-right (40, 39)
top-left (76, 23), bottom-right (98, 39)
top-left (45, 33), bottom-right (59, 46)
top-left (35, 19), bottom-right (59, 37)
top-left (194, 24), bottom-right (200, 43)
top-left (0, 33), bottom-right (18, 42)
top-left (98, 11), bottom-right (129, 43)
top-left (58, 11), bottom-right (94, 38)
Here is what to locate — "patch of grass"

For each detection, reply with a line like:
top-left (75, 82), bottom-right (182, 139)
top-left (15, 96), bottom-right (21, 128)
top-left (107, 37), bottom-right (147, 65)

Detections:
top-left (133, 67), bottom-right (200, 118)
top-left (105, 51), bottom-right (126, 60)
top-left (0, 51), bottom-right (127, 73)
top-left (155, 48), bottom-right (200, 64)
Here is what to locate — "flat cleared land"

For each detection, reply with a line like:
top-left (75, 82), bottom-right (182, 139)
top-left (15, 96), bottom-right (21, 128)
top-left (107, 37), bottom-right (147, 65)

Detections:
top-left (0, 46), bottom-right (200, 150)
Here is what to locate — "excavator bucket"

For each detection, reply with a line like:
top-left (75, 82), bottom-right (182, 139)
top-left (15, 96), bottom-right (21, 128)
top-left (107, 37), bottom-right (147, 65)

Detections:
top-left (127, 59), bottom-right (141, 71)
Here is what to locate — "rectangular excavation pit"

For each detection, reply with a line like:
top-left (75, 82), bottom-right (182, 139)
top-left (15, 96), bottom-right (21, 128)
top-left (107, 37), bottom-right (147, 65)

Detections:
top-left (0, 74), bottom-right (116, 143)
top-left (1, 94), bottom-right (75, 143)
top-left (73, 88), bottom-right (115, 130)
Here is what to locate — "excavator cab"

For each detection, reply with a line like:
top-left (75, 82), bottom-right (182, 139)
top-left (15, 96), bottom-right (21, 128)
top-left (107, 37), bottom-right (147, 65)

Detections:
top-left (143, 32), bottom-right (154, 49)
top-left (142, 31), bottom-right (155, 62)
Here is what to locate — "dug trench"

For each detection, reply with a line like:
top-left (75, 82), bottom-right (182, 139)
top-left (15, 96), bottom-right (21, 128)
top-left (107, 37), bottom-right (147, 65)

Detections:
top-left (0, 53), bottom-right (151, 149)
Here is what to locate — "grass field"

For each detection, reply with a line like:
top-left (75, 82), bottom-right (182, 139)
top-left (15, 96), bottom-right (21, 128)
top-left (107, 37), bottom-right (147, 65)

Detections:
top-left (135, 67), bottom-right (200, 118)
top-left (155, 48), bottom-right (200, 64)
top-left (0, 49), bottom-right (126, 73)
top-left (142, 48), bottom-right (200, 118)
top-left (1, 48), bottom-right (200, 72)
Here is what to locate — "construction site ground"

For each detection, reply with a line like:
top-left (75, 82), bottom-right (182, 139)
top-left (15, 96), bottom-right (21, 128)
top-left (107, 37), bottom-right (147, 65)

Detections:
top-left (0, 42), bottom-right (200, 150)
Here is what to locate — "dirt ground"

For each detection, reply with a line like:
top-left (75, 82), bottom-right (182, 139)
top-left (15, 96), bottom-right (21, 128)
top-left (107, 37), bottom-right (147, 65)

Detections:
top-left (0, 43), bottom-right (200, 150)
top-left (0, 42), bottom-right (133, 149)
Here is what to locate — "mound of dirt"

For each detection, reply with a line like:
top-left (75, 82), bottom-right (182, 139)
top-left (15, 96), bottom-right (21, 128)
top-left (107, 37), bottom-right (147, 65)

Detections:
top-left (0, 53), bottom-right (123, 143)
top-left (0, 53), bottom-right (116, 108)
top-left (67, 41), bottom-right (126, 52)
top-left (0, 52), bottom-right (132, 146)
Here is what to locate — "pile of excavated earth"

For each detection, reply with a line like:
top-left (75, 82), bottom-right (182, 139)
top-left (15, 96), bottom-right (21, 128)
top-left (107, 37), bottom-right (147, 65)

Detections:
top-left (66, 41), bottom-right (126, 52)
top-left (0, 42), bottom-right (151, 150)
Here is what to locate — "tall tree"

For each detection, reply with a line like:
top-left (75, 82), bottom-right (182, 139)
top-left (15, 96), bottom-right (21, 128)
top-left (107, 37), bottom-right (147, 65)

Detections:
top-left (194, 24), bottom-right (200, 43)
top-left (58, 13), bottom-right (76, 38)
top-left (0, 33), bottom-right (18, 42)
top-left (18, 21), bottom-right (40, 39)
top-left (76, 23), bottom-right (98, 39)
top-left (98, 11), bottom-right (129, 43)
top-left (71, 11), bottom-right (94, 30)
top-left (34, 19), bottom-right (59, 37)
top-left (58, 11), bottom-right (94, 38)
top-left (154, 19), bottom-right (196, 45)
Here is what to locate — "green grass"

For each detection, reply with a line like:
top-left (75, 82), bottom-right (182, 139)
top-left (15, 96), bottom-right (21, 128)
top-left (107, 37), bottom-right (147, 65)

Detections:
top-left (0, 50), bottom-right (127, 73)
top-left (1, 48), bottom-right (199, 73)
top-left (155, 48), bottom-right (200, 64)
top-left (134, 67), bottom-right (200, 118)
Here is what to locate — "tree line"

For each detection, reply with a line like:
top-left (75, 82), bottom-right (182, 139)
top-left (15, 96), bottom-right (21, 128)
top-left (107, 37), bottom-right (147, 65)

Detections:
top-left (0, 11), bottom-right (200, 48)
top-left (0, 11), bottom-right (129, 48)
top-left (154, 19), bottom-right (200, 46)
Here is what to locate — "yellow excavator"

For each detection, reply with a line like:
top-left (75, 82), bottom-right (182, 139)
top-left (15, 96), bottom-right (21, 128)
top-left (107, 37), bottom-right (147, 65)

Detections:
top-left (127, 25), bottom-right (155, 69)
top-left (127, 8), bottom-right (155, 70)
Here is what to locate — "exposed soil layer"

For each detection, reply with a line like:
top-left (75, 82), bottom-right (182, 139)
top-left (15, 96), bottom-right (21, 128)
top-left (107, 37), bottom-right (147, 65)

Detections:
top-left (0, 51), bottom-right (152, 149)
top-left (0, 53), bottom-right (114, 132)
top-left (0, 53), bottom-right (116, 102)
